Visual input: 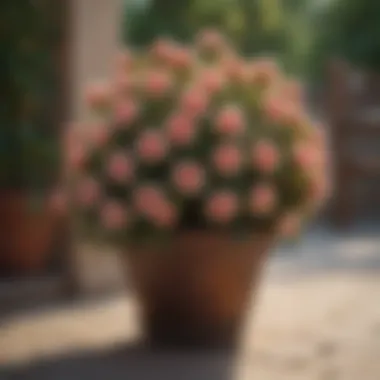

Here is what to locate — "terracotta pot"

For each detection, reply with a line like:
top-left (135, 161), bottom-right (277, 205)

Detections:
top-left (0, 192), bottom-right (62, 274)
top-left (126, 231), bottom-right (274, 349)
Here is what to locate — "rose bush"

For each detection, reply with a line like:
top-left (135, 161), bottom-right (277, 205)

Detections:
top-left (65, 30), bottom-right (329, 245)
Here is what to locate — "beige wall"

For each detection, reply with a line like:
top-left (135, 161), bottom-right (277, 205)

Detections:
top-left (68, 0), bottom-right (125, 293)
top-left (69, 0), bottom-right (124, 121)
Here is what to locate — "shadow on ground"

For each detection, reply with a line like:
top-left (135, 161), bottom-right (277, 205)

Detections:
top-left (0, 343), bottom-right (236, 380)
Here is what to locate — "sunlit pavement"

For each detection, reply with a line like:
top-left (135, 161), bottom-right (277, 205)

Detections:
top-left (1, 225), bottom-right (380, 379)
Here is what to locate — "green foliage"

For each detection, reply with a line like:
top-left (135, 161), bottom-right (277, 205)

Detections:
top-left (0, 0), bottom-right (61, 189)
top-left (124, 0), bottom-right (194, 46)
top-left (310, 0), bottom-right (380, 81)
top-left (123, 0), bottom-right (313, 75)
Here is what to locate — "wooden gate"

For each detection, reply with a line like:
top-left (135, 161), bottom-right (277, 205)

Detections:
top-left (327, 59), bottom-right (380, 227)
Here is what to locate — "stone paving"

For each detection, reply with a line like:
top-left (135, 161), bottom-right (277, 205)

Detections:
top-left (1, 225), bottom-right (380, 379)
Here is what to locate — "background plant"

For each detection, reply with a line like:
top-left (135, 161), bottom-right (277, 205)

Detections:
top-left (124, 0), bottom-right (316, 77)
top-left (0, 0), bottom-right (61, 193)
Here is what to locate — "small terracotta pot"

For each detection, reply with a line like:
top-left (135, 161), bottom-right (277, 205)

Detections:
top-left (126, 231), bottom-right (274, 349)
top-left (0, 192), bottom-right (62, 274)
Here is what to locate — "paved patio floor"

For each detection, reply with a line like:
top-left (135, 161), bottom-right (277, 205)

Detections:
top-left (1, 225), bottom-right (380, 379)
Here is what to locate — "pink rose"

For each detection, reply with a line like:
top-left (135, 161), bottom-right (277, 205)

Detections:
top-left (90, 123), bottom-right (108, 147)
top-left (181, 88), bottom-right (208, 117)
top-left (101, 201), bottom-right (127, 230)
top-left (196, 29), bottom-right (226, 53)
top-left (136, 130), bottom-right (167, 164)
top-left (145, 70), bottom-right (172, 97)
top-left (215, 105), bottom-right (245, 135)
top-left (212, 144), bottom-right (242, 176)
top-left (107, 152), bottom-right (134, 183)
top-left (151, 39), bottom-right (175, 62)
top-left (249, 184), bottom-right (277, 215)
top-left (170, 46), bottom-right (192, 69)
top-left (134, 186), bottom-right (176, 227)
top-left (134, 186), bottom-right (163, 214)
top-left (252, 140), bottom-right (280, 173)
top-left (205, 191), bottom-right (238, 223)
top-left (293, 143), bottom-right (322, 171)
top-left (264, 95), bottom-right (290, 123)
top-left (264, 94), bottom-right (304, 126)
top-left (286, 106), bottom-right (306, 126)
top-left (85, 82), bottom-right (111, 109)
top-left (150, 200), bottom-right (177, 228)
top-left (77, 177), bottom-right (101, 207)
top-left (151, 40), bottom-right (191, 69)
top-left (200, 70), bottom-right (225, 94)
top-left (225, 58), bottom-right (247, 82)
top-left (167, 113), bottom-right (196, 146)
top-left (114, 99), bottom-right (139, 125)
top-left (172, 161), bottom-right (205, 195)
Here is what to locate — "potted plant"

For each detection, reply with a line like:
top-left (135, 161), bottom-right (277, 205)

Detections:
top-left (67, 31), bottom-right (329, 349)
top-left (0, 0), bottom-right (63, 274)
top-left (0, 136), bottom-right (63, 274)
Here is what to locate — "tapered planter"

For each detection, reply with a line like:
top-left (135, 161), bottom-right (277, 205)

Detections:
top-left (126, 231), bottom-right (274, 349)
top-left (0, 192), bottom-right (61, 274)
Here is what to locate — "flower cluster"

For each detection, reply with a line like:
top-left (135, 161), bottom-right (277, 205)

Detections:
top-left (65, 30), bottom-right (329, 244)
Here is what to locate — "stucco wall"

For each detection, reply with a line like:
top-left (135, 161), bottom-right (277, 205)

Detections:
top-left (69, 0), bottom-right (124, 121)
top-left (68, 0), bottom-right (125, 293)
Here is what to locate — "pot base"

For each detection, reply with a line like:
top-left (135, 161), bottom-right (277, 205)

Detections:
top-left (127, 231), bottom-right (273, 350)
top-left (143, 307), bottom-right (241, 350)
